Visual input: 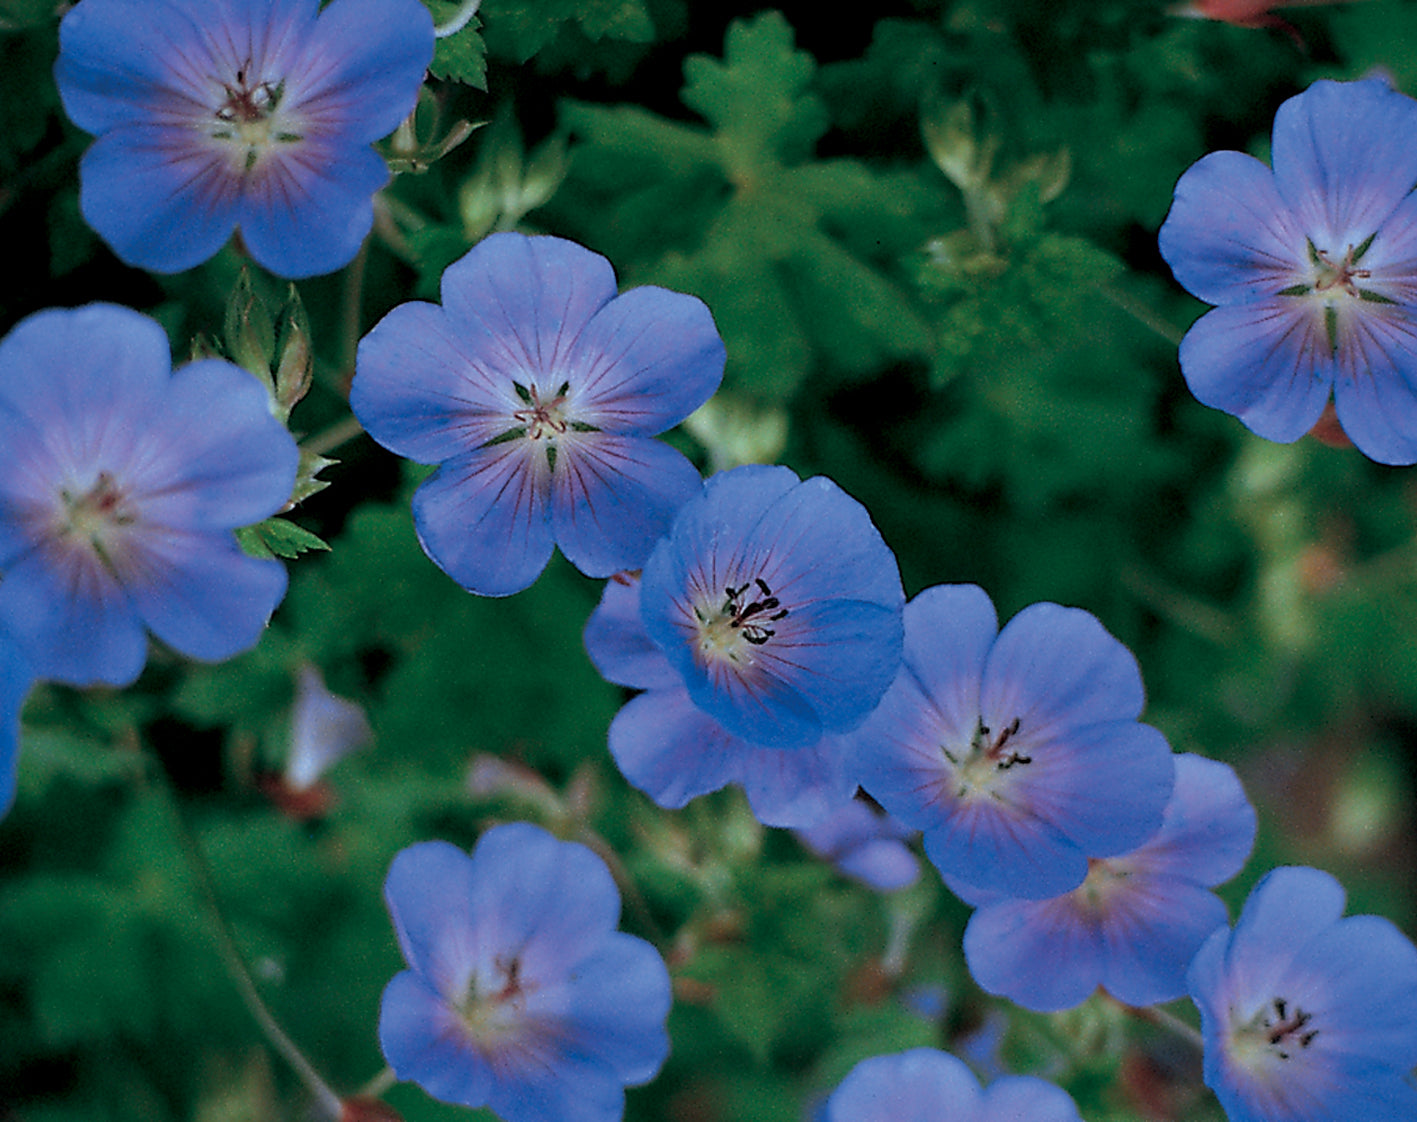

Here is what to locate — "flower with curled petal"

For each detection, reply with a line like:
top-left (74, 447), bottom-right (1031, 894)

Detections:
top-left (844, 584), bottom-right (1175, 900)
top-left (956, 753), bottom-right (1255, 1011)
top-left (824, 1048), bottom-right (1083, 1122)
top-left (0, 304), bottom-right (299, 687)
top-left (378, 823), bottom-right (672, 1122)
top-left (1188, 865), bottom-right (1417, 1122)
top-left (582, 465), bottom-right (904, 827)
top-left (352, 233), bottom-right (725, 597)
top-left (1158, 78), bottom-right (1417, 463)
top-left (54, 0), bottom-right (434, 278)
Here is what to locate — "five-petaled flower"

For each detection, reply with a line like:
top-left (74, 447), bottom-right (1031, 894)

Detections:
top-left (844, 584), bottom-right (1175, 900)
top-left (1159, 78), bottom-right (1417, 463)
top-left (1188, 865), bottom-right (1417, 1122)
top-left (956, 753), bottom-right (1255, 1011)
top-left (54, 0), bottom-right (434, 278)
top-left (0, 304), bottom-right (299, 688)
top-left (583, 465), bottom-right (904, 827)
top-left (824, 1048), bottom-right (1084, 1122)
top-left (378, 823), bottom-right (672, 1122)
top-left (352, 232), bottom-right (726, 597)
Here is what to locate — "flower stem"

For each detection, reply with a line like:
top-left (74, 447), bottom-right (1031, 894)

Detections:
top-left (433, 0), bottom-right (481, 38)
top-left (340, 238), bottom-right (370, 384)
top-left (1099, 281), bottom-right (1187, 348)
top-left (147, 753), bottom-right (345, 1121)
top-left (303, 414), bottom-right (366, 457)
top-left (1128, 1001), bottom-right (1205, 1051)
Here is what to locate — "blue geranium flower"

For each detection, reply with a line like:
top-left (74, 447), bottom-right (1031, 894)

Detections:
top-left (957, 753), bottom-right (1255, 1011)
top-left (824, 1048), bottom-right (1083, 1122)
top-left (582, 465), bottom-right (904, 827)
top-left (352, 233), bottom-right (725, 597)
top-left (378, 823), bottom-right (672, 1122)
top-left (1158, 78), bottom-right (1417, 463)
top-left (844, 584), bottom-right (1175, 900)
top-left (0, 629), bottom-right (33, 820)
top-left (1188, 865), bottom-right (1417, 1122)
top-left (54, 0), bottom-right (433, 278)
top-left (0, 304), bottom-right (299, 688)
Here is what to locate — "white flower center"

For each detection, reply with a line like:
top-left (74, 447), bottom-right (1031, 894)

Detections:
top-left (55, 470), bottom-right (136, 575)
top-left (693, 577), bottom-right (789, 666)
top-left (942, 717), bottom-right (1030, 800)
top-left (208, 62), bottom-right (303, 171)
top-left (1228, 995), bottom-right (1320, 1070)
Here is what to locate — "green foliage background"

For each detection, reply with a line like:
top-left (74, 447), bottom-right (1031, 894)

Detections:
top-left (4, 1), bottom-right (1417, 1119)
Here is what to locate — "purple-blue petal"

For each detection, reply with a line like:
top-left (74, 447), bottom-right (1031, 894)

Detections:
top-left (0, 545), bottom-right (148, 687)
top-left (119, 530), bottom-right (288, 663)
top-left (78, 127), bottom-right (241, 274)
top-left (898, 584), bottom-right (997, 733)
top-left (550, 435), bottom-right (704, 578)
top-left (583, 576), bottom-right (683, 692)
top-left (1131, 753), bottom-right (1255, 886)
top-left (410, 446), bottom-right (556, 598)
top-left (980, 602), bottom-right (1146, 734)
top-left (922, 798), bottom-right (1088, 900)
top-left (351, 300), bottom-right (510, 463)
top-left (1271, 78), bottom-right (1417, 250)
top-left (559, 933), bottom-right (673, 1084)
top-left (236, 141), bottom-right (389, 279)
top-left (382, 839), bottom-right (481, 989)
top-left (1329, 306), bottom-right (1417, 464)
top-left (1098, 876), bottom-right (1230, 1008)
top-left (572, 285), bottom-right (725, 433)
top-left (1178, 300), bottom-right (1334, 442)
top-left (439, 233), bottom-right (619, 376)
top-left (294, 0), bottom-right (433, 143)
top-left (825, 1049), bottom-right (983, 1122)
top-left (54, 0), bottom-right (215, 133)
top-left (379, 969), bottom-right (494, 1108)
top-left (139, 359), bottom-right (299, 529)
top-left (1159, 150), bottom-right (1308, 306)
top-left (963, 895), bottom-right (1104, 1012)
top-left (979, 1077), bottom-right (1084, 1122)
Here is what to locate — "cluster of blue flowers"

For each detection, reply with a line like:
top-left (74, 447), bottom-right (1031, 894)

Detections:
top-left (4, 1), bottom-right (1417, 1117)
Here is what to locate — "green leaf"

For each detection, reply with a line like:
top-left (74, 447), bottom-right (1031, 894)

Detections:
top-left (235, 519), bottom-right (330, 561)
top-left (424, 3), bottom-right (487, 89)
top-left (480, 0), bottom-right (652, 63)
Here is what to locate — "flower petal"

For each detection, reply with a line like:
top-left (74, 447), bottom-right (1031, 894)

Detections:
top-left (582, 576), bottom-right (679, 692)
top-left (1130, 753), bottom-right (1255, 886)
top-left (606, 687), bottom-right (752, 813)
top-left (294, 0), bottom-right (433, 143)
top-left (236, 140), bottom-right (388, 278)
top-left (963, 896), bottom-right (1104, 1012)
top-left (410, 446), bottom-right (555, 597)
top-left (981, 602), bottom-right (1146, 736)
top-left (1159, 150), bottom-right (1308, 305)
top-left (922, 795), bottom-right (1088, 900)
top-left (1177, 300), bottom-right (1334, 442)
top-left (559, 932), bottom-right (672, 1083)
top-left (379, 969), bottom-right (493, 1108)
top-left (550, 435), bottom-right (704, 578)
top-left (571, 285), bottom-right (726, 433)
top-left (382, 839), bottom-right (480, 988)
top-left (117, 528), bottom-right (288, 663)
top-left (826, 1049), bottom-right (982, 1122)
top-left (352, 301), bottom-right (511, 462)
top-left (439, 233), bottom-right (620, 379)
top-left (0, 544), bottom-right (147, 687)
top-left (1271, 78), bottom-right (1417, 250)
top-left (1099, 876), bottom-right (1229, 1008)
top-left (78, 127), bottom-right (243, 273)
top-left (1329, 305), bottom-right (1417, 464)
top-left (138, 359), bottom-right (299, 529)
